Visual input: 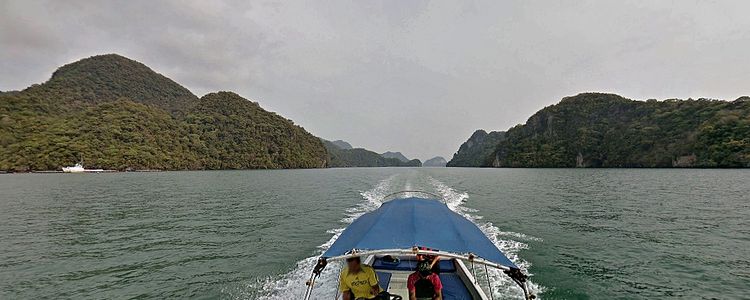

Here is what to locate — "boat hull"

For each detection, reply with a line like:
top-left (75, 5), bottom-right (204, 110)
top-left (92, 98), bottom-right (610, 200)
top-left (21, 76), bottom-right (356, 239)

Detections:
top-left (62, 167), bottom-right (84, 173)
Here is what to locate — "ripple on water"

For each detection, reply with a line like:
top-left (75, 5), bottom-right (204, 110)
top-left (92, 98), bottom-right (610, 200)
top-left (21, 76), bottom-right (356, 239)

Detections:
top-left (1, 169), bottom-right (748, 299)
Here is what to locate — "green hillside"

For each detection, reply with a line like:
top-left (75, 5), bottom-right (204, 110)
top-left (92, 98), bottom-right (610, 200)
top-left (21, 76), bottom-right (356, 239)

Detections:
top-left (0, 54), bottom-right (327, 171)
top-left (381, 151), bottom-right (409, 162)
top-left (19, 54), bottom-right (197, 113)
top-left (449, 93), bottom-right (750, 168)
top-left (423, 156), bottom-right (447, 167)
top-left (186, 92), bottom-right (327, 169)
top-left (322, 140), bottom-right (421, 167)
top-left (447, 130), bottom-right (505, 167)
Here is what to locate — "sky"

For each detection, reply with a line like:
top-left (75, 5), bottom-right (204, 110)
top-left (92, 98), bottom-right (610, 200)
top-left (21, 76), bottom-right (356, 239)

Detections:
top-left (1, 0), bottom-right (749, 160)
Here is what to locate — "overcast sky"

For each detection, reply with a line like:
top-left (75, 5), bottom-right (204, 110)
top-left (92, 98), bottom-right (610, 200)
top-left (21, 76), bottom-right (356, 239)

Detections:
top-left (2, 1), bottom-right (749, 160)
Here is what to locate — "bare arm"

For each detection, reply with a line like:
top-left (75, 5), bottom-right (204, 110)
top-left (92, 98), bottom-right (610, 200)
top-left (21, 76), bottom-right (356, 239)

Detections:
top-left (409, 290), bottom-right (416, 300)
top-left (430, 255), bottom-right (440, 268)
top-left (371, 285), bottom-right (380, 297)
top-left (434, 289), bottom-right (442, 300)
top-left (342, 292), bottom-right (351, 300)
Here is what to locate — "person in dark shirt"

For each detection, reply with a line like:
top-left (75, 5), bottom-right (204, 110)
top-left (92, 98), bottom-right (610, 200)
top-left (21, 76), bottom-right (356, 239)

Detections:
top-left (416, 246), bottom-right (441, 274)
top-left (407, 260), bottom-right (443, 300)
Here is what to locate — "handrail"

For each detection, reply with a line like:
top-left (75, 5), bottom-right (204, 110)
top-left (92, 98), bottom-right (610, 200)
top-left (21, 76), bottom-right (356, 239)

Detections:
top-left (324, 248), bottom-right (513, 271)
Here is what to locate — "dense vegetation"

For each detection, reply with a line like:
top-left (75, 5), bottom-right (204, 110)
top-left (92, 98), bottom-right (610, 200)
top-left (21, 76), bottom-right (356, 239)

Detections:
top-left (381, 151), bottom-right (409, 162)
top-left (423, 156), bottom-right (447, 167)
top-left (18, 54), bottom-right (197, 114)
top-left (448, 93), bottom-right (750, 168)
top-left (447, 130), bottom-right (505, 167)
top-left (0, 54), bottom-right (327, 171)
top-left (323, 140), bottom-right (421, 167)
top-left (330, 140), bottom-right (353, 150)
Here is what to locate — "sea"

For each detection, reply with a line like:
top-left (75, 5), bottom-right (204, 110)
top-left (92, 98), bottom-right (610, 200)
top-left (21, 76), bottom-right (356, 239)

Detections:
top-left (1, 168), bottom-right (748, 299)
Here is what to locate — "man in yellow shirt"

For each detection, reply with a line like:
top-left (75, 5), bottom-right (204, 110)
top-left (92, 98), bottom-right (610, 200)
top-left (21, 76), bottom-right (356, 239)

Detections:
top-left (339, 256), bottom-right (384, 300)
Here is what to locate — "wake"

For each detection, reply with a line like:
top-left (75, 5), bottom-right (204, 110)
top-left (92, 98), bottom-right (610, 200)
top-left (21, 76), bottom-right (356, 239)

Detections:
top-left (240, 175), bottom-right (396, 299)
top-left (429, 177), bottom-right (544, 299)
top-left (239, 174), bottom-right (542, 299)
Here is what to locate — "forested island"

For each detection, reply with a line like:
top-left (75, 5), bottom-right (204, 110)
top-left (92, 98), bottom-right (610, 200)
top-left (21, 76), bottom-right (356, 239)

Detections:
top-left (6, 56), bottom-right (745, 171)
top-left (323, 140), bottom-right (422, 167)
top-left (0, 54), bottom-right (426, 172)
top-left (447, 130), bottom-right (506, 167)
top-left (448, 93), bottom-right (750, 168)
top-left (0, 54), bottom-right (330, 171)
top-left (423, 156), bottom-right (448, 167)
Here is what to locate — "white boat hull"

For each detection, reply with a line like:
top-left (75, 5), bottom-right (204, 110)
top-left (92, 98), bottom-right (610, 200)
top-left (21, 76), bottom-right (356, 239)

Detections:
top-left (62, 166), bottom-right (85, 173)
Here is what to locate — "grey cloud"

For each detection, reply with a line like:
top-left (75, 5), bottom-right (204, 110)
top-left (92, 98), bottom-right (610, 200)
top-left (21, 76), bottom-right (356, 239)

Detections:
top-left (2, 0), bottom-right (749, 160)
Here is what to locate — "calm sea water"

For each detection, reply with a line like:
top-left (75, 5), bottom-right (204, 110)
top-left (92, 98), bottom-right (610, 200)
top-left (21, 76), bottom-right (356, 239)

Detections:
top-left (0, 168), bottom-right (748, 299)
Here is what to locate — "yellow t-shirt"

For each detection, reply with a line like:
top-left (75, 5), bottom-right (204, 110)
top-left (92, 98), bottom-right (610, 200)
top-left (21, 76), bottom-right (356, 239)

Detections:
top-left (339, 265), bottom-right (383, 299)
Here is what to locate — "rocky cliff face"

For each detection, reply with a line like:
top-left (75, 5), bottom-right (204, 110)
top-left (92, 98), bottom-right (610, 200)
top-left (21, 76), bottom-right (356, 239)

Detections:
top-left (447, 130), bottom-right (505, 167)
top-left (451, 93), bottom-right (750, 168)
top-left (423, 156), bottom-right (448, 167)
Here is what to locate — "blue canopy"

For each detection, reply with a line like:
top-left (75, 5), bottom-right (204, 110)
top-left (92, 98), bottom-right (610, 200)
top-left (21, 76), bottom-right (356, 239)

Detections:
top-left (322, 197), bottom-right (518, 269)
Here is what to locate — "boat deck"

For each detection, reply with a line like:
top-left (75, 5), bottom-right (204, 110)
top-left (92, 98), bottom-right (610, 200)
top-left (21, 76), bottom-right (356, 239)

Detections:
top-left (370, 256), bottom-right (485, 300)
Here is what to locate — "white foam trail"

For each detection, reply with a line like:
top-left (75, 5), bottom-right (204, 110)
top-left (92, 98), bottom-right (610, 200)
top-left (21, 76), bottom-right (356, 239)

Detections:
top-left (401, 181), bottom-right (415, 198)
top-left (429, 177), bottom-right (545, 299)
top-left (240, 175), bottom-right (396, 299)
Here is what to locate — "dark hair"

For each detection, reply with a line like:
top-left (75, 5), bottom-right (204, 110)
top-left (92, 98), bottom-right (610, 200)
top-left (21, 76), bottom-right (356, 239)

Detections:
top-left (346, 256), bottom-right (361, 263)
top-left (417, 260), bottom-right (432, 276)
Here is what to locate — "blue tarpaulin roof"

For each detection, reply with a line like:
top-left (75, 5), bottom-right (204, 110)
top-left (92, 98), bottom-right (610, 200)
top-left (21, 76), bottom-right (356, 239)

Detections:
top-left (322, 197), bottom-right (518, 269)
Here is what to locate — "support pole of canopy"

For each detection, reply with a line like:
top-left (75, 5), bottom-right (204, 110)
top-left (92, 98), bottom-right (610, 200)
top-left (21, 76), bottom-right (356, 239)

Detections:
top-left (484, 264), bottom-right (495, 300)
top-left (302, 272), bottom-right (317, 300)
top-left (527, 281), bottom-right (535, 300)
top-left (524, 281), bottom-right (532, 300)
top-left (505, 268), bottom-right (534, 300)
top-left (468, 254), bottom-right (478, 284)
top-left (303, 258), bottom-right (328, 300)
top-left (334, 266), bottom-right (342, 300)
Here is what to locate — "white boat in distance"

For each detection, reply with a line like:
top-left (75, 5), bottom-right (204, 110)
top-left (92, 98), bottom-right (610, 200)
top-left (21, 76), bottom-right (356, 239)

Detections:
top-left (62, 162), bottom-right (105, 173)
top-left (62, 162), bottom-right (85, 173)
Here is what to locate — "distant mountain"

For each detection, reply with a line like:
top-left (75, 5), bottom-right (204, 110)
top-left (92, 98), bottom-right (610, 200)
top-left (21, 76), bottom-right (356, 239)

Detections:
top-left (447, 130), bottom-right (505, 167)
top-left (330, 140), bottom-right (353, 150)
top-left (448, 93), bottom-right (750, 168)
top-left (0, 54), bottom-right (327, 171)
top-left (323, 141), bottom-right (421, 167)
top-left (423, 156), bottom-right (447, 167)
top-left (403, 159), bottom-right (422, 167)
top-left (381, 151), bottom-right (409, 162)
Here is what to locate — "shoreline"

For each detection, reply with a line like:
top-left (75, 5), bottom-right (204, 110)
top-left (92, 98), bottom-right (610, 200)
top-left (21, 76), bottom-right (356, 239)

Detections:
top-left (3, 166), bottom-right (750, 175)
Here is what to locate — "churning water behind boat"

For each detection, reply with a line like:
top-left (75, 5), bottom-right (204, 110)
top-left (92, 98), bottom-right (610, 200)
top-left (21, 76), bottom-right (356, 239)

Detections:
top-left (246, 172), bottom-right (542, 299)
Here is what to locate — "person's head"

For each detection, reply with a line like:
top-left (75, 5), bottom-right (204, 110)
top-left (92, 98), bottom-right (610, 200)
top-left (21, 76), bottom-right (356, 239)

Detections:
top-left (346, 256), bottom-right (361, 272)
top-left (417, 260), bottom-right (432, 277)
